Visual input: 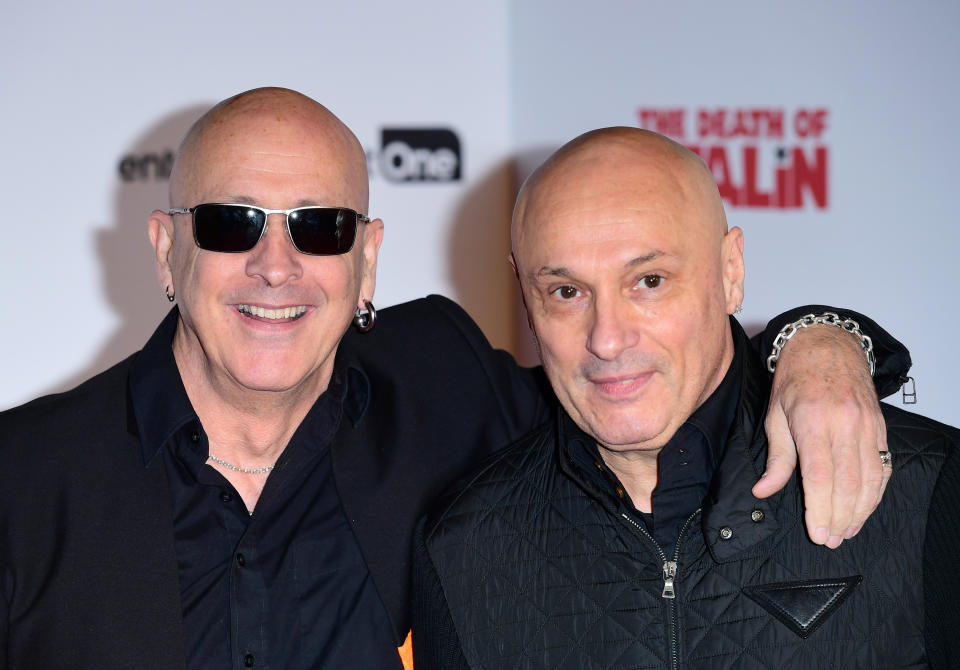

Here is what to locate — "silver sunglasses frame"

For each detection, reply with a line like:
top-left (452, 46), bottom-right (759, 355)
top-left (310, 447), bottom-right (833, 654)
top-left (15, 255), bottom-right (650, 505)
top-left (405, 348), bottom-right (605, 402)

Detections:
top-left (167, 203), bottom-right (371, 255)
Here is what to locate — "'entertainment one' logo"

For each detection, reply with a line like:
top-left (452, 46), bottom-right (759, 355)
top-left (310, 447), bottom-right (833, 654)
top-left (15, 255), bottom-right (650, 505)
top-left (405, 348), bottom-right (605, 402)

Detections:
top-left (117, 150), bottom-right (174, 181)
top-left (636, 107), bottom-right (829, 210)
top-left (378, 128), bottom-right (461, 182)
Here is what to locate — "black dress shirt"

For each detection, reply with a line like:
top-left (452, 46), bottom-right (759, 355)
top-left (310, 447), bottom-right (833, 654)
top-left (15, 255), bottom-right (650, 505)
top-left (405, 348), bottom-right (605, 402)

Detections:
top-left (129, 315), bottom-right (401, 670)
top-left (568, 336), bottom-right (742, 559)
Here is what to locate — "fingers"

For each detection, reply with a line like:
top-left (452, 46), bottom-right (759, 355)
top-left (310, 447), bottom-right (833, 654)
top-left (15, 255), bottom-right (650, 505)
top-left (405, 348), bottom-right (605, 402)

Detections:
top-left (758, 397), bottom-right (853, 547)
top-left (825, 433), bottom-right (860, 547)
top-left (793, 398), bottom-right (868, 548)
top-left (814, 398), bottom-right (868, 546)
top-left (761, 379), bottom-right (840, 546)
top-left (844, 417), bottom-right (889, 539)
top-left (794, 424), bottom-right (838, 547)
top-left (763, 323), bottom-right (888, 549)
top-left (877, 445), bottom-right (893, 507)
top-left (753, 408), bottom-right (797, 499)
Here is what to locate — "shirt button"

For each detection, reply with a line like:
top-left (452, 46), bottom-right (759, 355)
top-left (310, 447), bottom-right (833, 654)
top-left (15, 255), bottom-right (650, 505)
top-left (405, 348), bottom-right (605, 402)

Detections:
top-left (719, 527), bottom-right (734, 540)
top-left (236, 553), bottom-right (246, 567)
top-left (190, 431), bottom-right (200, 443)
top-left (244, 653), bottom-right (255, 667)
top-left (751, 509), bottom-right (765, 522)
top-left (220, 491), bottom-right (233, 503)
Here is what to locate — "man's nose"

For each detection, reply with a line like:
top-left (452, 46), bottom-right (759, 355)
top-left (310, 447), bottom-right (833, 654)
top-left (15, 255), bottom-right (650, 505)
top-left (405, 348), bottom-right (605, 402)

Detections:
top-left (585, 293), bottom-right (640, 361)
top-left (245, 214), bottom-right (304, 286)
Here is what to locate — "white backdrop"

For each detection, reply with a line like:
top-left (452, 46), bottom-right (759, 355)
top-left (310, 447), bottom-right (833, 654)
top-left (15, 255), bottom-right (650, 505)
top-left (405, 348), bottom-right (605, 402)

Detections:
top-left (2, 1), bottom-right (957, 426)
top-left (510, 1), bottom-right (960, 425)
top-left (1, 0), bottom-right (517, 409)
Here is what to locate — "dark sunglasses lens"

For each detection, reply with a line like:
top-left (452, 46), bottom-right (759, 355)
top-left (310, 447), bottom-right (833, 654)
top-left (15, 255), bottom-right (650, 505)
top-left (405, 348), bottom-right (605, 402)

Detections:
top-left (288, 208), bottom-right (357, 255)
top-left (193, 205), bottom-right (265, 252)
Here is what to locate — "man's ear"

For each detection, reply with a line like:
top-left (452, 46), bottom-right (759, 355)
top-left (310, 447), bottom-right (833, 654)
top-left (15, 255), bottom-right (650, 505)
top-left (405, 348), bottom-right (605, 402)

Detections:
top-left (508, 252), bottom-right (536, 332)
top-left (358, 217), bottom-right (384, 304)
top-left (508, 252), bottom-right (520, 279)
top-left (148, 209), bottom-right (176, 295)
top-left (721, 226), bottom-right (745, 314)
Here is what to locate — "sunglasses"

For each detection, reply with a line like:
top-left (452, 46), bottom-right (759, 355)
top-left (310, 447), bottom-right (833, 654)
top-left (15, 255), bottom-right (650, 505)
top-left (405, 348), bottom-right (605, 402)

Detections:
top-left (167, 203), bottom-right (371, 255)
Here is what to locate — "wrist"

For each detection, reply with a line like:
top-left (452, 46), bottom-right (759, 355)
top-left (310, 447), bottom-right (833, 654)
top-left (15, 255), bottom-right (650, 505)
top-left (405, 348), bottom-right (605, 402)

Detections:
top-left (766, 312), bottom-right (876, 376)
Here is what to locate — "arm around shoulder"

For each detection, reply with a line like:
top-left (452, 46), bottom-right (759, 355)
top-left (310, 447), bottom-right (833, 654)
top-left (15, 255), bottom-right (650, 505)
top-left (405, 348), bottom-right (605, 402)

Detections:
top-left (754, 304), bottom-right (910, 397)
top-left (752, 304), bottom-right (910, 548)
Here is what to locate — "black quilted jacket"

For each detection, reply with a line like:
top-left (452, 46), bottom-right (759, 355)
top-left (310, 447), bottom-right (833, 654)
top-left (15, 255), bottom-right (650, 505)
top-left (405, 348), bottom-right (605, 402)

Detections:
top-left (413, 324), bottom-right (960, 669)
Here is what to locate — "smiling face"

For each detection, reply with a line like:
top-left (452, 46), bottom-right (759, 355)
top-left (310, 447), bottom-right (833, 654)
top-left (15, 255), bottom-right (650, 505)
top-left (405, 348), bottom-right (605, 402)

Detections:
top-left (149, 88), bottom-right (383, 399)
top-left (512, 128), bottom-right (744, 455)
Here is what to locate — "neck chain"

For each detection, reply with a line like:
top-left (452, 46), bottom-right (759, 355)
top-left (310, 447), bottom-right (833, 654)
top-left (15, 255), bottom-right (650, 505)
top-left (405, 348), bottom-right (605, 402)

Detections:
top-left (208, 453), bottom-right (275, 475)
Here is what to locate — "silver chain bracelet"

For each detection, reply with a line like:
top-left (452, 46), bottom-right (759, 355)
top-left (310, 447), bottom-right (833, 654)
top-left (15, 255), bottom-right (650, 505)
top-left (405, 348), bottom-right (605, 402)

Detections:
top-left (766, 312), bottom-right (876, 376)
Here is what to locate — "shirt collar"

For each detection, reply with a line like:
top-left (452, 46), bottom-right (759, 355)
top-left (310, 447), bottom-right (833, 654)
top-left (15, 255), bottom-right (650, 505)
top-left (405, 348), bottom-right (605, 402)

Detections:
top-left (562, 320), bottom-right (744, 499)
top-left (128, 307), bottom-right (372, 466)
top-left (680, 329), bottom-right (743, 469)
top-left (129, 308), bottom-right (196, 466)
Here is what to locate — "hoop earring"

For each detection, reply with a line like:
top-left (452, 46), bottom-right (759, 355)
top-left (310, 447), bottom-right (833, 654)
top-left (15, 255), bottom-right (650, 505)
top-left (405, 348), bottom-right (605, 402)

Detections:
top-left (165, 286), bottom-right (175, 303)
top-left (353, 300), bottom-right (376, 332)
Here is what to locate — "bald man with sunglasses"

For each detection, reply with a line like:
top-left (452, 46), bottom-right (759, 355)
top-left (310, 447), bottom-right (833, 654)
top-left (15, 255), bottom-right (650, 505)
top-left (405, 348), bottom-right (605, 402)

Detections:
top-left (0, 88), bottom-right (910, 670)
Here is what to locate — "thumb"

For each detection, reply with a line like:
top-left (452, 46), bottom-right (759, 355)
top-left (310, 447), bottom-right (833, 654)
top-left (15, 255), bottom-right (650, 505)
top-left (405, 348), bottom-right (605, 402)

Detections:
top-left (753, 409), bottom-right (796, 498)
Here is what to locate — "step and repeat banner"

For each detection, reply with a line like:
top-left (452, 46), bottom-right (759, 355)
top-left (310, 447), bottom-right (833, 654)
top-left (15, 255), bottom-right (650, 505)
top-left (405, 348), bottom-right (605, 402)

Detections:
top-left (3, 1), bottom-right (957, 425)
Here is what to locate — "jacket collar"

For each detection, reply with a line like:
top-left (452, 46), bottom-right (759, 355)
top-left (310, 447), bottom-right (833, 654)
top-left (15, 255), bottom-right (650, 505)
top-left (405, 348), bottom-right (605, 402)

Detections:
top-left (555, 319), bottom-right (793, 562)
top-left (700, 320), bottom-right (789, 563)
top-left (128, 308), bottom-right (196, 466)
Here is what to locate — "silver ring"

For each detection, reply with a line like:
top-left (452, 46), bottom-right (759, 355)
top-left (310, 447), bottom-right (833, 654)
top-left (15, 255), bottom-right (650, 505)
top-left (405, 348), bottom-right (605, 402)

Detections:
top-left (879, 450), bottom-right (893, 468)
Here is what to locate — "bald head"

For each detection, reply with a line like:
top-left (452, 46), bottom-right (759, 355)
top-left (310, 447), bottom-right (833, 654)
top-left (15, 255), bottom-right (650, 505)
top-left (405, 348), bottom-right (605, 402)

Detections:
top-left (170, 87), bottom-right (368, 210)
top-left (512, 127), bottom-right (727, 261)
top-left (148, 86), bottom-right (385, 403)
top-left (508, 125), bottom-right (745, 457)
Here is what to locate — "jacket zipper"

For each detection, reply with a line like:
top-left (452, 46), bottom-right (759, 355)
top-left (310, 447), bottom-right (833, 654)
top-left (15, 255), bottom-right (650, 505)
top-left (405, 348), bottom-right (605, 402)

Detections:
top-left (620, 509), bottom-right (701, 670)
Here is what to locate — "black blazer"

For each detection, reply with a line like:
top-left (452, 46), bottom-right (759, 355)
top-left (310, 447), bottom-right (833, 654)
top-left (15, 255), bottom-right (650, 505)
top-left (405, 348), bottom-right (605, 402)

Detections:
top-left (0, 296), bottom-right (549, 669)
top-left (0, 296), bottom-right (908, 669)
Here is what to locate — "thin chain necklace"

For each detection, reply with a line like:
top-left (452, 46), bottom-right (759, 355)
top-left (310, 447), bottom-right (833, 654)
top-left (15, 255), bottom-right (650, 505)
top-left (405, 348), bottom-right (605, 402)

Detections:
top-left (208, 453), bottom-right (275, 475)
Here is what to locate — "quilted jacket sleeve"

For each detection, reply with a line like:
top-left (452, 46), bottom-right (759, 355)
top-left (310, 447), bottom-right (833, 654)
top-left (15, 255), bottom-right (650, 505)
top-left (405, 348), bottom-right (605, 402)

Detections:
top-left (0, 586), bottom-right (7, 670)
top-left (924, 441), bottom-right (960, 669)
top-left (411, 517), bottom-right (470, 670)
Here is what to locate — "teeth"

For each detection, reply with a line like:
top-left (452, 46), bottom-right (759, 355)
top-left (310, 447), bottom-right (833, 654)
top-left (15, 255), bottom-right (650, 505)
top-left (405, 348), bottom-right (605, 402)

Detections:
top-left (238, 304), bottom-right (306, 320)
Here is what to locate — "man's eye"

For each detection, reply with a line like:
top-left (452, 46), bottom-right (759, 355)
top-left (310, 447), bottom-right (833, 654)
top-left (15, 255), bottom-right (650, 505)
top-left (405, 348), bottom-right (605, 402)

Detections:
top-left (640, 275), bottom-right (663, 289)
top-left (553, 285), bottom-right (580, 299)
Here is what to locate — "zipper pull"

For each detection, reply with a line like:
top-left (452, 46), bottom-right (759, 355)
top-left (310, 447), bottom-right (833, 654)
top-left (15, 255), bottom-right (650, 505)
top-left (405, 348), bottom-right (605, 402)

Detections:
top-left (662, 560), bottom-right (677, 599)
